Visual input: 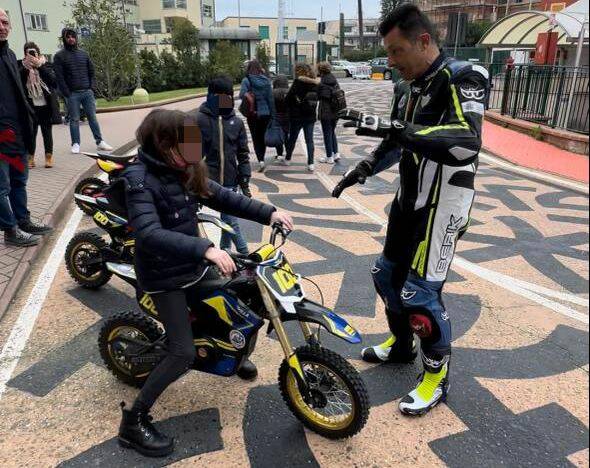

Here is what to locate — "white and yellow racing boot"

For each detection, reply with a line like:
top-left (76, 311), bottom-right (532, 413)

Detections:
top-left (361, 334), bottom-right (417, 364)
top-left (399, 358), bottom-right (449, 416)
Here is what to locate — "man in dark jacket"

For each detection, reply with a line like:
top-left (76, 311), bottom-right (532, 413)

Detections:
top-left (53, 28), bottom-right (112, 154)
top-left (317, 61), bottom-right (341, 164)
top-left (334, 4), bottom-right (488, 416)
top-left (0, 9), bottom-right (52, 246)
top-left (195, 76), bottom-right (252, 254)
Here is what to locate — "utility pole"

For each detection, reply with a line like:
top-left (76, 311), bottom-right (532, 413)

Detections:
top-left (357, 0), bottom-right (364, 51)
top-left (339, 12), bottom-right (345, 59)
top-left (17, 0), bottom-right (28, 42)
top-left (237, 0), bottom-right (241, 27)
top-left (120, 0), bottom-right (127, 29)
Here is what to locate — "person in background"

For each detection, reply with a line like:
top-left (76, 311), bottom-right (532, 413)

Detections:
top-left (53, 28), bottom-right (112, 154)
top-left (0, 9), bottom-right (52, 247)
top-left (317, 61), bottom-right (341, 165)
top-left (285, 63), bottom-right (319, 172)
top-left (272, 74), bottom-right (290, 161)
top-left (196, 75), bottom-right (252, 255)
top-left (240, 59), bottom-right (274, 172)
top-left (19, 42), bottom-right (60, 168)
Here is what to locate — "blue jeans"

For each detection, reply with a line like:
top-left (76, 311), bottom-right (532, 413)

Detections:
top-left (0, 155), bottom-right (30, 230)
top-left (219, 187), bottom-right (249, 254)
top-left (286, 119), bottom-right (315, 164)
top-left (68, 89), bottom-right (103, 145)
top-left (321, 119), bottom-right (339, 157)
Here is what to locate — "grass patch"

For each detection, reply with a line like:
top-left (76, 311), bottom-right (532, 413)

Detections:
top-left (95, 87), bottom-right (207, 108)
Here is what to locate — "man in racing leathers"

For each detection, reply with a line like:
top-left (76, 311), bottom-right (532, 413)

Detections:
top-left (332, 4), bottom-right (489, 415)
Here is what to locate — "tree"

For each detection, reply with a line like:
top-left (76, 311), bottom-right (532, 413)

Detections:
top-left (465, 20), bottom-right (493, 46)
top-left (255, 43), bottom-right (271, 73)
top-left (139, 49), bottom-right (164, 92)
top-left (170, 17), bottom-right (203, 88)
top-left (207, 41), bottom-right (244, 82)
top-left (69, 0), bottom-right (136, 101)
top-left (160, 50), bottom-right (182, 90)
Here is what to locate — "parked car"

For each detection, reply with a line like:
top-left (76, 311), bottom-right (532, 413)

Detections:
top-left (331, 60), bottom-right (358, 78)
top-left (369, 57), bottom-right (398, 81)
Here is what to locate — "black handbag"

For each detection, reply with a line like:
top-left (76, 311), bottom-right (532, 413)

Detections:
top-left (264, 118), bottom-right (285, 148)
top-left (47, 91), bottom-right (62, 125)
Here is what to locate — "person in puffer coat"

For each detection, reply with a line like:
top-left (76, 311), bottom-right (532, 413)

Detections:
top-left (195, 75), bottom-right (251, 255)
top-left (239, 59), bottom-right (274, 171)
top-left (317, 61), bottom-right (341, 164)
top-left (285, 63), bottom-right (320, 171)
top-left (117, 108), bottom-right (293, 458)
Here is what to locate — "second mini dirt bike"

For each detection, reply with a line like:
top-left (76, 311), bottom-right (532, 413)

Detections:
top-left (74, 151), bottom-right (136, 216)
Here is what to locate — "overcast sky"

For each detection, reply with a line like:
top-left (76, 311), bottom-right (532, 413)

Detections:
top-left (215, 0), bottom-right (381, 22)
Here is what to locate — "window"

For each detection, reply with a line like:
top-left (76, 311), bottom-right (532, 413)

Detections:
top-left (25, 13), bottom-right (48, 31)
top-left (143, 19), bottom-right (162, 34)
top-left (365, 25), bottom-right (376, 33)
top-left (259, 25), bottom-right (270, 40)
top-left (165, 17), bottom-right (179, 33)
top-left (203, 5), bottom-right (213, 17)
top-left (296, 26), bottom-right (307, 33)
top-left (343, 26), bottom-right (353, 33)
top-left (163, 0), bottom-right (186, 8)
top-left (282, 26), bottom-right (289, 40)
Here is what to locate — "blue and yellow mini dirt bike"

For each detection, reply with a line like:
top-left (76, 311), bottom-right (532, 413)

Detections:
top-left (97, 222), bottom-right (370, 439)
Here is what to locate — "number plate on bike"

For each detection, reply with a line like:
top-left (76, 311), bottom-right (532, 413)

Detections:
top-left (258, 252), bottom-right (303, 299)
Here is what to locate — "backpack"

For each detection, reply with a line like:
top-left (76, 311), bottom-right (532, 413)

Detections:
top-left (239, 77), bottom-right (257, 119)
top-left (331, 85), bottom-right (347, 113)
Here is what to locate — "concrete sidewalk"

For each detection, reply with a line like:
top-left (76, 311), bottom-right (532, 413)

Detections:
top-left (0, 95), bottom-right (207, 320)
top-left (482, 120), bottom-right (589, 184)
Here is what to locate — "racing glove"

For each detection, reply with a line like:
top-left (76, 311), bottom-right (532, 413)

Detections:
top-left (331, 159), bottom-right (376, 198)
top-left (338, 109), bottom-right (393, 139)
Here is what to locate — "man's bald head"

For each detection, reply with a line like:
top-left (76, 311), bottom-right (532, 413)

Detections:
top-left (0, 9), bottom-right (11, 42)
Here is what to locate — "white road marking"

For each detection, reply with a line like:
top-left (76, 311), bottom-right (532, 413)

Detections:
top-left (315, 172), bottom-right (589, 326)
top-left (0, 207), bottom-right (84, 401)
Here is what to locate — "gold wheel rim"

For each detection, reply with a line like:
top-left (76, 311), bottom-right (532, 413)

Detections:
top-left (69, 241), bottom-right (102, 281)
top-left (285, 361), bottom-right (356, 431)
top-left (107, 326), bottom-right (150, 377)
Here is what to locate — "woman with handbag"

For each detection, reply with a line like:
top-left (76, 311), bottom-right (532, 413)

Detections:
top-left (317, 62), bottom-right (342, 164)
top-left (18, 42), bottom-right (60, 168)
top-left (239, 60), bottom-right (274, 172)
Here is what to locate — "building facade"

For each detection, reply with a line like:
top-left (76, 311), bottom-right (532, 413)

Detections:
top-left (218, 16), bottom-right (317, 58)
top-left (2, 0), bottom-right (73, 60)
top-left (324, 18), bottom-right (383, 52)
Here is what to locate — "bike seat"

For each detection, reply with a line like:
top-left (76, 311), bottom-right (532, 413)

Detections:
top-left (96, 151), bottom-right (136, 163)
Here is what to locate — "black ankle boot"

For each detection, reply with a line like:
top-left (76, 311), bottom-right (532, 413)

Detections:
top-left (118, 402), bottom-right (174, 457)
top-left (237, 359), bottom-right (258, 381)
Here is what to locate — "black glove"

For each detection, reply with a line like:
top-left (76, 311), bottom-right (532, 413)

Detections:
top-left (331, 159), bottom-right (375, 198)
top-left (239, 180), bottom-right (252, 198)
top-left (338, 108), bottom-right (392, 139)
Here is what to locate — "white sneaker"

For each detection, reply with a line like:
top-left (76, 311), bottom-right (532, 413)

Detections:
top-left (276, 155), bottom-right (285, 162)
top-left (71, 143), bottom-right (80, 154)
top-left (333, 153), bottom-right (341, 162)
top-left (258, 161), bottom-right (266, 172)
top-left (97, 141), bottom-right (113, 152)
top-left (319, 156), bottom-right (334, 164)
top-left (307, 164), bottom-right (315, 172)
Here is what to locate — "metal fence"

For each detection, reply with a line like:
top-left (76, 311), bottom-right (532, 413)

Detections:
top-left (487, 64), bottom-right (589, 134)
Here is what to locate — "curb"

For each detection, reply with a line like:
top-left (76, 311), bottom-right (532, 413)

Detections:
top-left (0, 162), bottom-right (98, 321)
top-left (480, 148), bottom-right (589, 195)
top-left (96, 92), bottom-right (208, 113)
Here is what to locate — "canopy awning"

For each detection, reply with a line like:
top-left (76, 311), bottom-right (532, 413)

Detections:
top-left (479, 2), bottom-right (589, 47)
